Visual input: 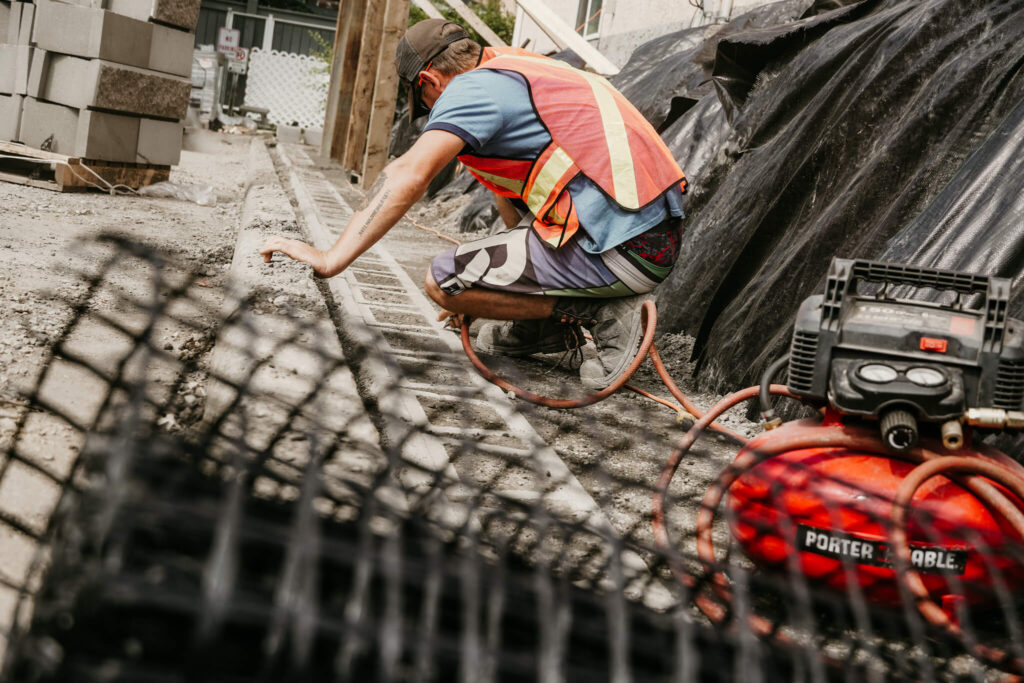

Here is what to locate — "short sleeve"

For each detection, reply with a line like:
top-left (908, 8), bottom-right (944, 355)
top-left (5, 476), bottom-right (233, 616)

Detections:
top-left (423, 71), bottom-right (506, 153)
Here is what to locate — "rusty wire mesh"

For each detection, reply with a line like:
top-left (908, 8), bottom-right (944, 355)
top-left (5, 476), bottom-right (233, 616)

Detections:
top-left (0, 236), bottom-right (1022, 682)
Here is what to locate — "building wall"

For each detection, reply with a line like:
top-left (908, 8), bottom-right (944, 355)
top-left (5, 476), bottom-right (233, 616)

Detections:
top-left (513, 0), bottom-right (773, 66)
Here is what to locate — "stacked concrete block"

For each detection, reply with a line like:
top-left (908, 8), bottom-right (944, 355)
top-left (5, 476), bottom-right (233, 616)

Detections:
top-left (0, 1), bottom-right (30, 142)
top-left (0, 0), bottom-right (201, 169)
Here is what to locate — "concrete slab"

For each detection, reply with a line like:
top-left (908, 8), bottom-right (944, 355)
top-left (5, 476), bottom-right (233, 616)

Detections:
top-left (19, 98), bottom-right (140, 162)
top-left (0, 44), bottom-right (14, 94)
top-left (5, 1), bottom-right (18, 45)
top-left (149, 22), bottom-right (193, 78)
top-left (32, 53), bottom-right (190, 120)
top-left (12, 44), bottom-right (29, 95)
top-left (0, 93), bottom-right (23, 142)
top-left (33, 0), bottom-right (152, 69)
top-left (32, 1), bottom-right (192, 77)
top-left (137, 117), bottom-right (182, 166)
top-left (105, 0), bottom-right (201, 33)
top-left (16, 0), bottom-right (30, 45)
top-left (17, 97), bottom-right (79, 155)
top-left (0, 3), bottom-right (9, 42)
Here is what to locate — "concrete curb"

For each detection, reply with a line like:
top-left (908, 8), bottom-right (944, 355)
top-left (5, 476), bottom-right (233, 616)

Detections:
top-left (201, 139), bottom-right (361, 448)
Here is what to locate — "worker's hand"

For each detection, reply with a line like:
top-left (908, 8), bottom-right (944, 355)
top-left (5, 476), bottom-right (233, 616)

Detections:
top-left (260, 236), bottom-right (331, 278)
top-left (437, 308), bottom-right (466, 331)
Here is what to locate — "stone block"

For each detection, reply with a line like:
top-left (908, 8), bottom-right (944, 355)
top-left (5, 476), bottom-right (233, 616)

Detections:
top-left (0, 93), bottom-right (23, 141)
top-left (33, 0), bottom-right (152, 69)
top-left (19, 98), bottom-right (140, 163)
top-left (105, 0), bottom-right (201, 33)
top-left (0, 44), bottom-right (14, 94)
top-left (137, 117), bottom-right (181, 166)
top-left (277, 124), bottom-right (302, 144)
top-left (31, 53), bottom-right (191, 120)
top-left (0, 3), bottom-right (9, 42)
top-left (149, 22), bottom-right (193, 77)
top-left (5, 1), bottom-right (18, 45)
top-left (32, 1), bottom-right (192, 77)
top-left (16, 0), bottom-right (31, 45)
top-left (12, 43), bottom-right (30, 95)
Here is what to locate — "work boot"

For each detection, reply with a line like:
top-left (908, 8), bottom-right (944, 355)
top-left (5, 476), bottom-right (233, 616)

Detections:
top-left (475, 318), bottom-right (583, 357)
top-left (560, 295), bottom-right (647, 391)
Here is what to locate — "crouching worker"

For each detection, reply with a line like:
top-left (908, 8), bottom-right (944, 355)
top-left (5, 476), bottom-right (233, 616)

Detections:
top-left (260, 18), bottom-right (686, 389)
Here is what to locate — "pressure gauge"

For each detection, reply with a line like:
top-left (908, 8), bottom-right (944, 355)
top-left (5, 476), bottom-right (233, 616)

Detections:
top-left (857, 364), bottom-right (899, 383)
top-left (906, 367), bottom-right (946, 387)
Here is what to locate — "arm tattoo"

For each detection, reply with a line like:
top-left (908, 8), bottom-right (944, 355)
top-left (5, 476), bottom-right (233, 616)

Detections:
top-left (357, 172), bottom-right (393, 237)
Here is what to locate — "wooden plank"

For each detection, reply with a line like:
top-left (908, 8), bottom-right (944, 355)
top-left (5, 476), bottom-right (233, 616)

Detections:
top-left (0, 170), bottom-right (62, 192)
top-left (362, 0), bottom-right (411, 188)
top-left (328, 0), bottom-right (367, 162)
top-left (57, 160), bottom-right (171, 191)
top-left (444, 0), bottom-right (506, 47)
top-left (411, 0), bottom-right (444, 20)
top-left (0, 140), bottom-right (68, 162)
top-left (342, 0), bottom-right (388, 175)
top-left (514, 0), bottom-right (619, 75)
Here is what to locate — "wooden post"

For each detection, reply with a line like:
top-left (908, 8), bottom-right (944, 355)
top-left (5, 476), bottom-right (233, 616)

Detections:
top-left (342, 0), bottom-right (388, 177)
top-left (362, 0), bottom-right (410, 188)
top-left (323, 0), bottom-right (367, 162)
top-left (321, 1), bottom-right (348, 159)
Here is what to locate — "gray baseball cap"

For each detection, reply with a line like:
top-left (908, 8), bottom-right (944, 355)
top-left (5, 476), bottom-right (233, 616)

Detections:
top-left (395, 19), bottom-right (471, 122)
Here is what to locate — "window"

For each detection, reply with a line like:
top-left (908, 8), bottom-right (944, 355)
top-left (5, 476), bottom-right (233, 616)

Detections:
top-left (575, 0), bottom-right (603, 39)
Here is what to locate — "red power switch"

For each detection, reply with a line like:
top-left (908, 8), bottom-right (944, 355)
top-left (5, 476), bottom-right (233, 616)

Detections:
top-left (920, 337), bottom-right (948, 353)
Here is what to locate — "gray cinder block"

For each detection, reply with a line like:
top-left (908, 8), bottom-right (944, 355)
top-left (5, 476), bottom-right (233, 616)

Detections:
top-left (5, 1), bottom-right (19, 45)
top-left (31, 53), bottom-right (191, 120)
top-left (19, 97), bottom-right (140, 163)
top-left (16, 0), bottom-right (31, 45)
top-left (149, 21), bottom-right (193, 77)
top-left (137, 117), bottom-right (181, 166)
top-left (105, 0), bottom-right (201, 33)
top-left (0, 93), bottom-right (23, 142)
top-left (0, 3), bottom-right (10, 42)
top-left (0, 44), bottom-right (14, 94)
top-left (33, 0), bottom-right (152, 67)
top-left (32, 1), bottom-right (192, 77)
top-left (12, 44), bottom-right (31, 95)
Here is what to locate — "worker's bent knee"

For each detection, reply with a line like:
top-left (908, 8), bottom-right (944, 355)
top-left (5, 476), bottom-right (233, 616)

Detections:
top-left (424, 268), bottom-right (457, 309)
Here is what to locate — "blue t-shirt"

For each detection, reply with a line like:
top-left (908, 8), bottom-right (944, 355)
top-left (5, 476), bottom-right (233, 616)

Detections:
top-left (423, 69), bottom-right (684, 254)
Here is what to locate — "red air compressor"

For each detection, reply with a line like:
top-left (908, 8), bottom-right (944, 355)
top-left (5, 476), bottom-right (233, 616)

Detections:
top-left (725, 259), bottom-right (1024, 610)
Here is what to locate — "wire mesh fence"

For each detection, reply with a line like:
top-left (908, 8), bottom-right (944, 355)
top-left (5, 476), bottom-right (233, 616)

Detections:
top-left (1, 236), bottom-right (1022, 682)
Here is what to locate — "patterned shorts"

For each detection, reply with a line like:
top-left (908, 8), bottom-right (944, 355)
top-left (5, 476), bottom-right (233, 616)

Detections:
top-left (431, 216), bottom-right (682, 298)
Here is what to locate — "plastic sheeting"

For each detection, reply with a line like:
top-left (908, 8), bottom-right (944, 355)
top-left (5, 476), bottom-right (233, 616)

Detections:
top-left (642, 0), bottom-right (1024, 395)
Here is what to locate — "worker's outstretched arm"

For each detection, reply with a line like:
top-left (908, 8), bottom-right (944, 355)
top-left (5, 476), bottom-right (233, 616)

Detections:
top-left (260, 129), bottom-right (465, 277)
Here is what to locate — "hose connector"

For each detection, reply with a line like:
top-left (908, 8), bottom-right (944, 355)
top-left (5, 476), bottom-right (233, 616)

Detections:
top-left (940, 419), bottom-right (963, 451)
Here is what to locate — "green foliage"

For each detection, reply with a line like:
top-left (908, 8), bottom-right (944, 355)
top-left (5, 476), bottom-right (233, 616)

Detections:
top-left (409, 1), bottom-right (516, 46)
top-left (308, 30), bottom-right (332, 116)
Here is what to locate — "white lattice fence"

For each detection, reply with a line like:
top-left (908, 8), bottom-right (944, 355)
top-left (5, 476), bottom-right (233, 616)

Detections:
top-left (245, 48), bottom-right (329, 130)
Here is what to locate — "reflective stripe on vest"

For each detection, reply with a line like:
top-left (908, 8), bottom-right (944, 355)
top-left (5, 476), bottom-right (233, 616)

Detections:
top-left (457, 48), bottom-right (685, 248)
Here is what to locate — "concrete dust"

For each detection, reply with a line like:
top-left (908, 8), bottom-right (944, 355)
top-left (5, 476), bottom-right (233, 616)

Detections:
top-left (0, 129), bottom-right (252, 658)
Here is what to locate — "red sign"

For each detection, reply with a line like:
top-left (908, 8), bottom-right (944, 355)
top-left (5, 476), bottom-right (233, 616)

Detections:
top-left (217, 27), bottom-right (241, 53)
top-left (920, 337), bottom-right (948, 353)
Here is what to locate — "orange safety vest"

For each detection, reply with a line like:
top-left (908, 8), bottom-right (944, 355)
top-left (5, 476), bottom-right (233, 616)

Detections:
top-left (457, 47), bottom-right (686, 248)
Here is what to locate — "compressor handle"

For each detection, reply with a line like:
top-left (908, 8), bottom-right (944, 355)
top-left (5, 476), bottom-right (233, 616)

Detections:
top-left (823, 258), bottom-right (1011, 352)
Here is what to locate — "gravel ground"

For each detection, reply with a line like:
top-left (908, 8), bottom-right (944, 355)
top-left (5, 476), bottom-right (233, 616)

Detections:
top-left (314, 153), bottom-right (759, 570)
top-left (0, 133), bottom-right (759, 661)
top-left (0, 129), bottom-right (254, 659)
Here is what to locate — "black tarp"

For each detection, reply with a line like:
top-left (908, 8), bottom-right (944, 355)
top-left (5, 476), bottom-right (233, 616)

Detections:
top-left (639, 0), bottom-right (1024, 393)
